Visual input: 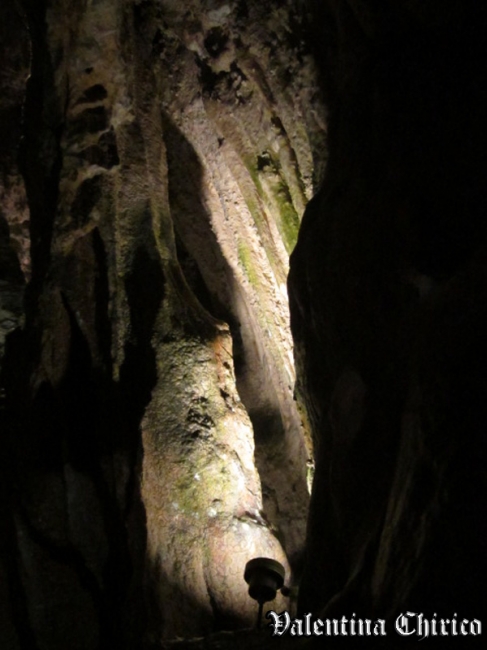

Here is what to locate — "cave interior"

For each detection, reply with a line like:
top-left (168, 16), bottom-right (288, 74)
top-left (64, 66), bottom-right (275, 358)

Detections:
top-left (1, 0), bottom-right (486, 648)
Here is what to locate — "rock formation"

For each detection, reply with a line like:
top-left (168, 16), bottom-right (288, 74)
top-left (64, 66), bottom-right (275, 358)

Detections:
top-left (0, 0), bottom-right (323, 647)
top-left (2, 0), bottom-right (487, 649)
top-left (290, 0), bottom-right (487, 637)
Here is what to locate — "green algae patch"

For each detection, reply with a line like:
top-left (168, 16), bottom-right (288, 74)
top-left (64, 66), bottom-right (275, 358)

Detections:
top-left (238, 241), bottom-right (259, 286)
top-left (244, 153), bottom-right (301, 255)
top-left (276, 186), bottom-right (300, 254)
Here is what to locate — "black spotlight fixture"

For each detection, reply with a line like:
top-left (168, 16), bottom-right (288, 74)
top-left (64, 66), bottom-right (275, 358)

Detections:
top-left (244, 557), bottom-right (285, 628)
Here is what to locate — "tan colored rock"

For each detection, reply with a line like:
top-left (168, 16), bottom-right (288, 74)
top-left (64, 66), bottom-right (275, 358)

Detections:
top-left (0, 0), bottom-right (326, 646)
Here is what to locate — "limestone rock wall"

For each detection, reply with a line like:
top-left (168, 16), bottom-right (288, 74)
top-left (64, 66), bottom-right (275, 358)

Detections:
top-left (0, 0), bottom-right (325, 647)
top-left (3, 0), bottom-right (487, 647)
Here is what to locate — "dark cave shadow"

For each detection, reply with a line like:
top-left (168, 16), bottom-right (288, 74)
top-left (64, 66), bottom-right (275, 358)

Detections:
top-left (120, 208), bottom-right (165, 429)
top-left (0, 214), bottom-right (25, 287)
top-left (117, 216), bottom-right (166, 647)
top-left (292, 1), bottom-right (487, 626)
top-left (18, 0), bottom-right (64, 307)
top-left (53, 225), bottom-right (164, 648)
top-left (0, 223), bottom-right (165, 649)
top-left (60, 224), bottom-right (165, 647)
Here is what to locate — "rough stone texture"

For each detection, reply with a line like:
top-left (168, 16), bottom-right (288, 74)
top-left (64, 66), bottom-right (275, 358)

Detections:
top-left (290, 0), bottom-right (487, 636)
top-left (152, 0), bottom-right (325, 563)
top-left (0, 0), bottom-right (325, 647)
top-left (0, 1), bottom-right (29, 368)
top-left (6, 0), bottom-right (486, 648)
